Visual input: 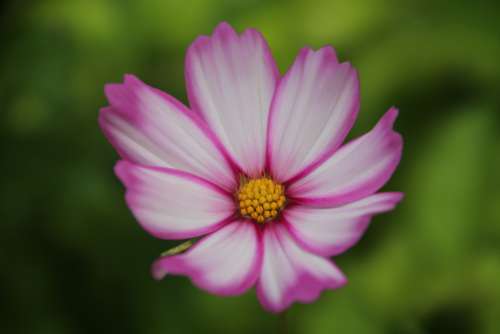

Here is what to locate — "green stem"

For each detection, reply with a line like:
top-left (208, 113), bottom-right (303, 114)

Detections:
top-left (160, 240), bottom-right (194, 257)
top-left (278, 311), bottom-right (288, 334)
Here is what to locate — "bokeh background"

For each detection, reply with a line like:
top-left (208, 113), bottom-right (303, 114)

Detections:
top-left (2, 0), bottom-right (500, 333)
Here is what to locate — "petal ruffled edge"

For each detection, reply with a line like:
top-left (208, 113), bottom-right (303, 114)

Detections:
top-left (99, 74), bottom-right (239, 191)
top-left (284, 192), bottom-right (404, 256)
top-left (288, 108), bottom-right (403, 208)
top-left (185, 22), bottom-right (280, 177)
top-left (266, 46), bottom-right (359, 183)
top-left (256, 222), bottom-right (347, 312)
top-left (115, 160), bottom-right (235, 240)
top-left (152, 220), bottom-right (262, 296)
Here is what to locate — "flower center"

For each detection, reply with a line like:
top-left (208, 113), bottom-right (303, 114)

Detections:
top-left (237, 177), bottom-right (286, 223)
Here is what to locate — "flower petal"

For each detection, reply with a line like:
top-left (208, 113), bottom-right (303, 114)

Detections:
top-left (99, 74), bottom-right (237, 191)
top-left (284, 192), bottom-right (404, 256)
top-left (186, 22), bottom-right (279, 177)
top-left (257, 223), bottom-right (346, 313)
top-left (267, 47), bottom-right (359, 183)
top-left (115, 161), bottom-right (235, 239)
top-left (152, 220), bottom-right (261, 296)
top-left (288, 108), bottom-right (403, 207)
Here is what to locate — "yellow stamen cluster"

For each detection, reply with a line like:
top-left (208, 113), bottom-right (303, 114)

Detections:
top-left (237, 177), bottom-right (286, 223)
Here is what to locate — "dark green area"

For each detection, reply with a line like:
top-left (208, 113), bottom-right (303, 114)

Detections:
top-left (1, 0), bottom-right (500, 333)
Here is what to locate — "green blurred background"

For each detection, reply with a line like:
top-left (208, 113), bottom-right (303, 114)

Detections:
top-left (2, 0), bottom-right (500, 333)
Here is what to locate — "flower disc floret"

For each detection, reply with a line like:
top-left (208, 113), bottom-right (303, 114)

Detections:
top-left (237, 177), bottom-right (286, 223)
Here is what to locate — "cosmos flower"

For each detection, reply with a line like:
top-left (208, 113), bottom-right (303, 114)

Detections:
top-left (99, 22), bottom-right (403, 313)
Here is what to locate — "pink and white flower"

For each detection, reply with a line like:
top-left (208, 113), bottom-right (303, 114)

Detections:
top-left (99, 22), bottom-right (403, 313)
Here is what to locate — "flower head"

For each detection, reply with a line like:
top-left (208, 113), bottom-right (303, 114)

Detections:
top-left (99, 22), bottom-right (403, 312)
